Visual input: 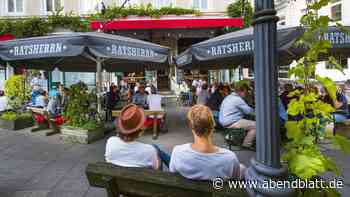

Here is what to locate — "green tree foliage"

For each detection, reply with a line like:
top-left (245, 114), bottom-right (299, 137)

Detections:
top-left (95, 4), bottom-right (200, 19)
top-left (4, 75), bottom-right (31, 110)
top-left (0, 4), bottom-right (198, 38)
top-left (62, 82), bottom-right (99, 130)
top-left (227, 0), bottom-right (253, 29)
top-left (283, 0), bottom-right (350, 195)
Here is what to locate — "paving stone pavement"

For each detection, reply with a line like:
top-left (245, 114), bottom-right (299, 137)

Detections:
top-left (0, 98), bottom-right (348, 197)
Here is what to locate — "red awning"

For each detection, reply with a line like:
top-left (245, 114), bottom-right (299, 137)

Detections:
top-left (0, 34), bottom-right (15, 41)
top-left (91, 16), bottom-right (243, 30)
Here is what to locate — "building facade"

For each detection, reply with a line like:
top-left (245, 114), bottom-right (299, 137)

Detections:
top-left (1, 0), bottom-right (240, 91)
top-left (275, 0), bottom-right (350, 82)
top-left (0, 0), bottom-right (234, 17)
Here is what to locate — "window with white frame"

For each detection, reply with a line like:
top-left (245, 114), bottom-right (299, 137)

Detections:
top-left (154, 0), bottom-right (174, 8)
top-left (80, 0), bottom-right (99, 13)
top-left (330, 3), bottom-right (342, 21)
top-left (45, 0), bottom-right (62, 12)
top-left (193, 0), bottom-right (208, 10)
top-left (7, 0), bottom-right (24, 14)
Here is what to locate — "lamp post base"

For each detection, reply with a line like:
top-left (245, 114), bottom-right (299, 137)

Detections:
top-left (245, 159), bottom-right (295, 197)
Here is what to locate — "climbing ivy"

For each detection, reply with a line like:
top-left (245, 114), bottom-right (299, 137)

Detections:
top-left (0, 4), bottom-right (199, 38)
top-left (94, 4), bottom-right (200, 19)
top-left (282, 0), bottom-right (350, 196)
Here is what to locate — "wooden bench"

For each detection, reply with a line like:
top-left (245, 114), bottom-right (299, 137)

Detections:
top-left (86, 162), bottom-right (249, 197)
top-left (112, 109), bottom-right (166, 140)
top-left (27, 107), bottom-right (61, 136)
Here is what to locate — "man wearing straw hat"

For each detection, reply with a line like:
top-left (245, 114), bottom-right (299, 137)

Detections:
top-left (105, 104), bottom-right (170, 169)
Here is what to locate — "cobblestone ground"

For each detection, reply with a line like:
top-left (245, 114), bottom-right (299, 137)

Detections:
top-left (0, 98), bottom-right (348, 197)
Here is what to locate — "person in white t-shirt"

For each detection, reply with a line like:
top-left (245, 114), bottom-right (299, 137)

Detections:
top-left (105, 104), bottom-right (170, 169)
top-left (0, 91), bottom-right (8, 112)
top-left (169, 104), bottom-right (245, 181)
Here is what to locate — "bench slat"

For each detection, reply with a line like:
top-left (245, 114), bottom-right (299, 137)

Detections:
top-left (86, 162), bottom-right (248, 197)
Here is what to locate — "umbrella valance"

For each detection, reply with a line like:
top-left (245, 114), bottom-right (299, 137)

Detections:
top-left (175, 26), bottom-right (350, 70)
top-left (0, 32), bottom-right (171, 113)
top-left (0, 32), bottom-right (170, 72)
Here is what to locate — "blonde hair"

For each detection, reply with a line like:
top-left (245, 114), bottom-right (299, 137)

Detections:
top-left (187, 104), bottom-right (215, 137)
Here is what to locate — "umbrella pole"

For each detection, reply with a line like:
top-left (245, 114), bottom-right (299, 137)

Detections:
top-left (96, 60), bottom-right (102, 114)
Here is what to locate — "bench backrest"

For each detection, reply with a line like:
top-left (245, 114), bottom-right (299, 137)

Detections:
top-left (86, 162), bottom-right (249, 197)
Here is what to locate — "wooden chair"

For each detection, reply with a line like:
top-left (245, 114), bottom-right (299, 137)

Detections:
top-left (223, 128), bottom-right (246, 151)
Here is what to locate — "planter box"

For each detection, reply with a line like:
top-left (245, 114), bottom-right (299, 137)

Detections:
top-left (61, 126), bottom-right (106, 144)
top-left (0, 117), bottom-right (34, 130)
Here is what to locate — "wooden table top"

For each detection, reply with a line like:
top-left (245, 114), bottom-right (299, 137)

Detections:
top-left (27, 107), bottom-right (47, 114)
top-left (112, 109), bottom-right (165, 117)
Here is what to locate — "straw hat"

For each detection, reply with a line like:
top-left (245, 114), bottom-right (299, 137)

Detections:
top-left (118, 104), bottom-right (146, 135)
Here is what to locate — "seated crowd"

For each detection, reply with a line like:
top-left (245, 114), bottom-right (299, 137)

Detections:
top-left (179, 79), bottom-right (349, 148)
top-left (105, 104), bottom-right (245, 181)
top-left (30, 82), bottom-right (68, 118)
top-left (104, 78), bottom-right (349, 183)
top-left (106, 82), bottom-right (166, 132)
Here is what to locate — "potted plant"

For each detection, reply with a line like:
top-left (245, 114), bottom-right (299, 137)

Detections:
top-left (283, 1), bottom-right (350, 196)
top-left (61, 82), bottom-right (109, 144)
top-left (0, 75), bottom-right (33, 130)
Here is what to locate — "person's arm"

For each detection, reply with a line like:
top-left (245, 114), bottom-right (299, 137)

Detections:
top-left (231, 156), bottom-right (245, 180)
top-left (169, 149), bottom-right (177, 173)
top-left (104, 139), bottom-right (112, 162)
top-left (153, 150), bottom-right (161, 170)
top-left (132, 94), bottom-right (137, 104)
top-left (237, 98), bottom-right (254, 115)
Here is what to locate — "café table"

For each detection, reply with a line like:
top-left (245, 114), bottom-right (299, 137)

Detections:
top-left (112, 108), bottom-right (166, 139)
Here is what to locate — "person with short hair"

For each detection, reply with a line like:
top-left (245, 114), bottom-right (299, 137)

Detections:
top-left (133, 84), bottom-right (148, 108)
top-left (219, 86), bottom-right (256, 148)
top-left (170, 105), bottom-right (245, 180)
top-left (280, 83), bottom-right (294, 109)
top-left (105, 104), bottom-right (163, 169)
top-left (207, 84), bottom-right (227, 125)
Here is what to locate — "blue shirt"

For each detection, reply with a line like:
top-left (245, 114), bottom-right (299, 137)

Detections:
top-left (219, 92), bottom-right (254, 127)
top-left (279, 98), bottom-right (288, 123)
top-left (132, 93), bottom-right (148, 107)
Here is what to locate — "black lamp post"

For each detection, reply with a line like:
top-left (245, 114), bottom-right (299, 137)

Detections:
top-left (244, 0), bottom-right (294, 196)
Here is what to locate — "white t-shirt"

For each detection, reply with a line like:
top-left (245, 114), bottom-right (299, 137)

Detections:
top-left (147, 94), bottom-right (163, 118)
top-left (169, 143), bottom-right (241, 181)
top-left (148, 94), bottom-right (162, 111)
top-left (145, 87), bottom-right (152, 95)
top-left (0, 96), bottom-right (8, 111)
top-left (105, 136), bottom-right (158, 169)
